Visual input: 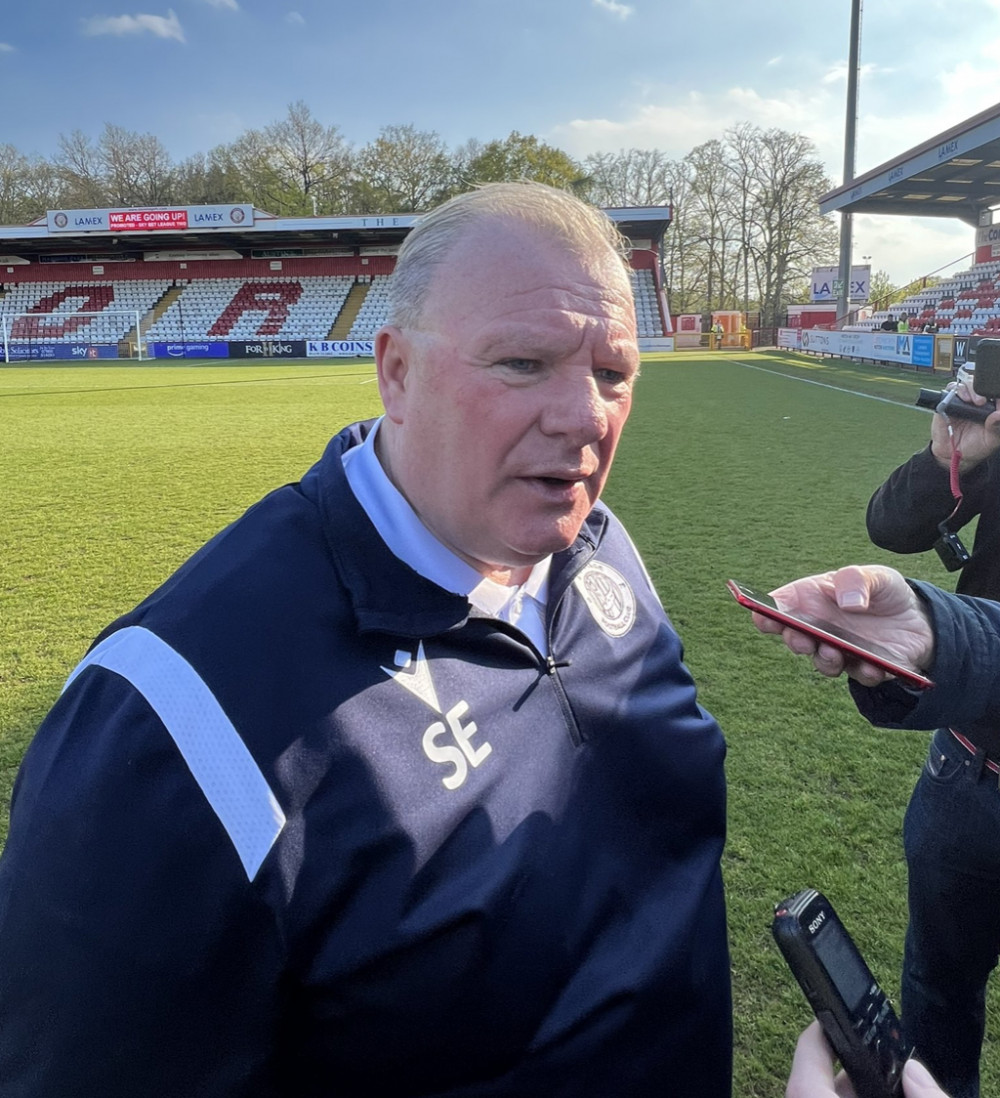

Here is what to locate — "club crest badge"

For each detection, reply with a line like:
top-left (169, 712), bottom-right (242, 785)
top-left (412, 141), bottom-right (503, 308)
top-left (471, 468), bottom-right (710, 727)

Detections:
top-left (574, 560), bottom-right (636, 637)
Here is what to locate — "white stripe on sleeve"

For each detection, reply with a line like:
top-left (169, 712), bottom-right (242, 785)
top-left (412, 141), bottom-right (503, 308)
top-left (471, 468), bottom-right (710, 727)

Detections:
top-left (63, 626), bottom-right (286, 880)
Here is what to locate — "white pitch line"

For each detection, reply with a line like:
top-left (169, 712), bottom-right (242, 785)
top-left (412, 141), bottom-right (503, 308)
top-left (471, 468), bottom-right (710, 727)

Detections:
top-left (731, 360), bottom-right (932, 413)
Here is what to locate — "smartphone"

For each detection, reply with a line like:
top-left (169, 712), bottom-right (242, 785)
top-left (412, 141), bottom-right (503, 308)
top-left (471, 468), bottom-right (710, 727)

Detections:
top-left (727, 580), bottom-right (934, 690)
top-left (773, 888), bottom-right (913, 1098)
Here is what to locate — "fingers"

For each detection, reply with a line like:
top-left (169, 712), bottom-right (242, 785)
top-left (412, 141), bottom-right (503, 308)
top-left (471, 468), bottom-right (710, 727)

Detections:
top-left (786, 1020), bottom-right (855, 1098)
top-left (902, 1057), bottom-right (948, 1098)
top-left (952, 379), bottom-right (983, 405)
top-left (829, 565), bottom-right (873, 611)
top-left (831, 564), bottom-right (912, 616)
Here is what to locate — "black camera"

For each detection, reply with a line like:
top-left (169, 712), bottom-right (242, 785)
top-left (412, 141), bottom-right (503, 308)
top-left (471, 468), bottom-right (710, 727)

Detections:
top-left (935, 525), bottom-right (971, 571)
top-left (915, 338), bottom-right (1000, 423)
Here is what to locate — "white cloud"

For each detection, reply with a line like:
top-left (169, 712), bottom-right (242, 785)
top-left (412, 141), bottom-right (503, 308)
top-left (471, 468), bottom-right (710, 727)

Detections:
top-left (286, 10), bottom-right (305, 24)
top-left (204, 0), bottom-right (239, 9)
top-left (936, 57), bottom-right (1000, 112)
top-left (592, 0), bottom-right (634, 19)
top-left (0, 43), bottom-right (13, 53)
top-left (551, 84), bottom-right (842, 164)
top-left (766, 55), bottom-right (783, 67)
top-left (82, 9), bottom-right (185, 42)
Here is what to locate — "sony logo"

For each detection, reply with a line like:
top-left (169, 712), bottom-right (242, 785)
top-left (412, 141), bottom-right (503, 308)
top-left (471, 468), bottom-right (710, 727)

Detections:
top-left (808, 912), bottom-right (827, 934)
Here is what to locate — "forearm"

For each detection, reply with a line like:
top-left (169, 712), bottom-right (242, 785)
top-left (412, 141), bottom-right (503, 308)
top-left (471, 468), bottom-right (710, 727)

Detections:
top-left (866, 447), bottom-right (970, 551)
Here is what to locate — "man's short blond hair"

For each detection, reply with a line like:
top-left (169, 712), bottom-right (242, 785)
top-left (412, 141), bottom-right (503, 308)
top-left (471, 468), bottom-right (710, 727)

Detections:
top-left (388, 181), bottom-right (631, 329)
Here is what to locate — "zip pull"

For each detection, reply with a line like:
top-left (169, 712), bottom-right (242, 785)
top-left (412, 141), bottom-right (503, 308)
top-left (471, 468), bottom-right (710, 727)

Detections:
top-left (546, 655), bottom-right (571, 675)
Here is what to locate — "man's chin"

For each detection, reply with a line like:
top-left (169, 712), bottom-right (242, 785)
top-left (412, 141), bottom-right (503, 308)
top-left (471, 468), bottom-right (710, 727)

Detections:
top-left (506, 523), bottom-right (588, 563)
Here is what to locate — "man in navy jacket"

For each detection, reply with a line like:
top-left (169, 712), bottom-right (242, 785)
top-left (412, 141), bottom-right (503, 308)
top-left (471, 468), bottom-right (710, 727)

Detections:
top-left (0, 182), bottom-right (731, 1096)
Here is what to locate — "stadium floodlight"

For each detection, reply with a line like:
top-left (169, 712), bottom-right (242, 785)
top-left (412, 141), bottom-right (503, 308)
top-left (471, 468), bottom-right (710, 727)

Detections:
top-left (836, 0), bottom-right (863, 329)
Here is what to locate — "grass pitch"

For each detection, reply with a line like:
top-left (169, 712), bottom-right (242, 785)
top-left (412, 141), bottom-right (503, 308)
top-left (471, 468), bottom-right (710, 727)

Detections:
top-left (1, 351), bottom-right (993, 1095)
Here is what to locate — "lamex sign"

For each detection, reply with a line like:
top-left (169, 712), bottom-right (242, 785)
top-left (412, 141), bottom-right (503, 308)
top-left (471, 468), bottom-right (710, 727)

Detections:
top-left (46, 204), bottom-right (254, 234)
top-left (307, 340), bottom-right (375, 357)
top-left (810, 265), bottom-right (871, 303)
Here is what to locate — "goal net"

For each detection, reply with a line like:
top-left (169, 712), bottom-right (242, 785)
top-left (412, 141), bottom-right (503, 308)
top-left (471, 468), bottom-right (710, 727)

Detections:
top-left (0, 309), bottom-right (145, 362)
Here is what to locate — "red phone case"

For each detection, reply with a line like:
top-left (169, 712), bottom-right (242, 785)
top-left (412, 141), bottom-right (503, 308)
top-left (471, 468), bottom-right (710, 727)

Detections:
top-left (727, 579), bottom-right (934, 690)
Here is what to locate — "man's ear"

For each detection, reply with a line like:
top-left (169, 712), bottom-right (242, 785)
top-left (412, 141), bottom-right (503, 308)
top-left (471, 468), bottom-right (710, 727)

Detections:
top-left (375, 326), bottom-right (411, 424)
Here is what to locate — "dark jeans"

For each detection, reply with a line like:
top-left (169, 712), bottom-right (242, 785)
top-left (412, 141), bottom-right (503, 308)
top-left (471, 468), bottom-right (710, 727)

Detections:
top-left (902, 727), bottom-right (1000, 1098)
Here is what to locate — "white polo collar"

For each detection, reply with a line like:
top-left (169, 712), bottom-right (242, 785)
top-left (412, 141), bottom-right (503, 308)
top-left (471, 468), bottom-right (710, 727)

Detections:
top-left (342, 418), bottom-right (550, 652)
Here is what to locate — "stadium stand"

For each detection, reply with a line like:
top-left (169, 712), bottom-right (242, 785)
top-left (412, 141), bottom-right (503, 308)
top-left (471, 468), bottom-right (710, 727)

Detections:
top-left (0, 203), bottom-right (675, 360)
top-left (848, 258), bottom-right (1000, 336)
top-left (0, 279), bottom-right (171, 346)
top-left (347, 275), bottom-right (392, 339)
top-left (0, 267), bottom-right (669, 349)
top-left (630, 269), bottom-right (665, 339)
top-left (145, 275), bottom-right (355, 342)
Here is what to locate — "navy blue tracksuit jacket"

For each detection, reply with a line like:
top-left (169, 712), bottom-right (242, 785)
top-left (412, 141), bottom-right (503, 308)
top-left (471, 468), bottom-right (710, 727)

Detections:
top-left (0, 420), bottom-right (732, 1096)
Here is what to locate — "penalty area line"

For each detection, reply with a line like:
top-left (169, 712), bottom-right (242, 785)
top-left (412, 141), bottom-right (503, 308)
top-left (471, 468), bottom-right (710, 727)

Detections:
top-left (731, 360), bottom-right (930, 413)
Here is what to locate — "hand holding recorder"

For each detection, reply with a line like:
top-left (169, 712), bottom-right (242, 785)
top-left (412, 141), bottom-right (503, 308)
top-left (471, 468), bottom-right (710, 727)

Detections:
top-left (732, 565), bottom-right (935, 688)
top-left (788, 1021), bottom-right (947, 1098)
top-left (774, 888), bottom-right (917, 1098)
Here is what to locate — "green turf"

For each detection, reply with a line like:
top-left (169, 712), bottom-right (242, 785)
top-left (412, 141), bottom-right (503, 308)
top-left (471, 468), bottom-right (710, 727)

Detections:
top-left (1, 352), bottom-right (992, 1095)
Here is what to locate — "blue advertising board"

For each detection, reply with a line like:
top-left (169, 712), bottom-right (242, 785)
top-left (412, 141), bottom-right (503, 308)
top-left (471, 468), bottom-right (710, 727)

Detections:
top-left (149, 341), bottom-right (230, 359)
top-left (910, 334), bottom-right (934, 368)
top-left (6, 343), bottom-right (119, 361)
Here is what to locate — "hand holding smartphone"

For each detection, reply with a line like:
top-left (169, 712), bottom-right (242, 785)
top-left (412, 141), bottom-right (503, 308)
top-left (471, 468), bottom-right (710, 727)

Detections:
top-left (727, 580), bottom-right (934, 690)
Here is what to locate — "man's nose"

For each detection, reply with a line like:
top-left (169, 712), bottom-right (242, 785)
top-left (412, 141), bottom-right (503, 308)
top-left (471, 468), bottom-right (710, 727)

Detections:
top-left (540, 370), bottom-right (609, 441)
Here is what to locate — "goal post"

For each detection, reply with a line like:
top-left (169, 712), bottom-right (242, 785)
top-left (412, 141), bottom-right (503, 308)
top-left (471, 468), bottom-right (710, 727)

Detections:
top-left (0, 309), bottom-right (145, 363)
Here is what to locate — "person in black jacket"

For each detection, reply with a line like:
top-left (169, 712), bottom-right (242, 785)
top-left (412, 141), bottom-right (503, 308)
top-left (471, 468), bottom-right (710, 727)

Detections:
top-left (865, 373), bottom-right (1000, 1098)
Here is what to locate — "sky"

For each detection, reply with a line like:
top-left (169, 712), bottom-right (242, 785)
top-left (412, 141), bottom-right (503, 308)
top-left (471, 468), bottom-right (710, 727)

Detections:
top-left (3, 0), bottom-right (1000, 286)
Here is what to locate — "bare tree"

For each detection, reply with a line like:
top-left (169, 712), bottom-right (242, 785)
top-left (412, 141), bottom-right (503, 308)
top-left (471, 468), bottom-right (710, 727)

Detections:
top-left (173, 150), bottom-right (243, 206)
top-left (55, 130), bottom-right (108, 208)
top-left (54, 124), bottom-right (176, 208)
top-left (685, 139), bottom-right (737, 312)
top-left (265, 101), bottom-right (352, 214)
top-left (584, 148), bottom-right (673, 207)
top-left (19, 156), bottom-right (64, 221)
top-left (739, 127), bottom-right (837, 325)
top-left (659, 159), bottom-right (709, 315)
top-left (99, 125), bottom-right (175, 206)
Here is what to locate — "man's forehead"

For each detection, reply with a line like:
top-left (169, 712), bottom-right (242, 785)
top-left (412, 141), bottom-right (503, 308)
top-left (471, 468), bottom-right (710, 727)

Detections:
top-left (424, 223), bottom-right (631, 320)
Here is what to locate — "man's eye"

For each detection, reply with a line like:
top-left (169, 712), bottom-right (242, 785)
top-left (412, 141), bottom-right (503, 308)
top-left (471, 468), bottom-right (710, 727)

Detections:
top-left (498, 359), bottom-right (540, 373)
top-left (596, 368), bottom-right (632, 385)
